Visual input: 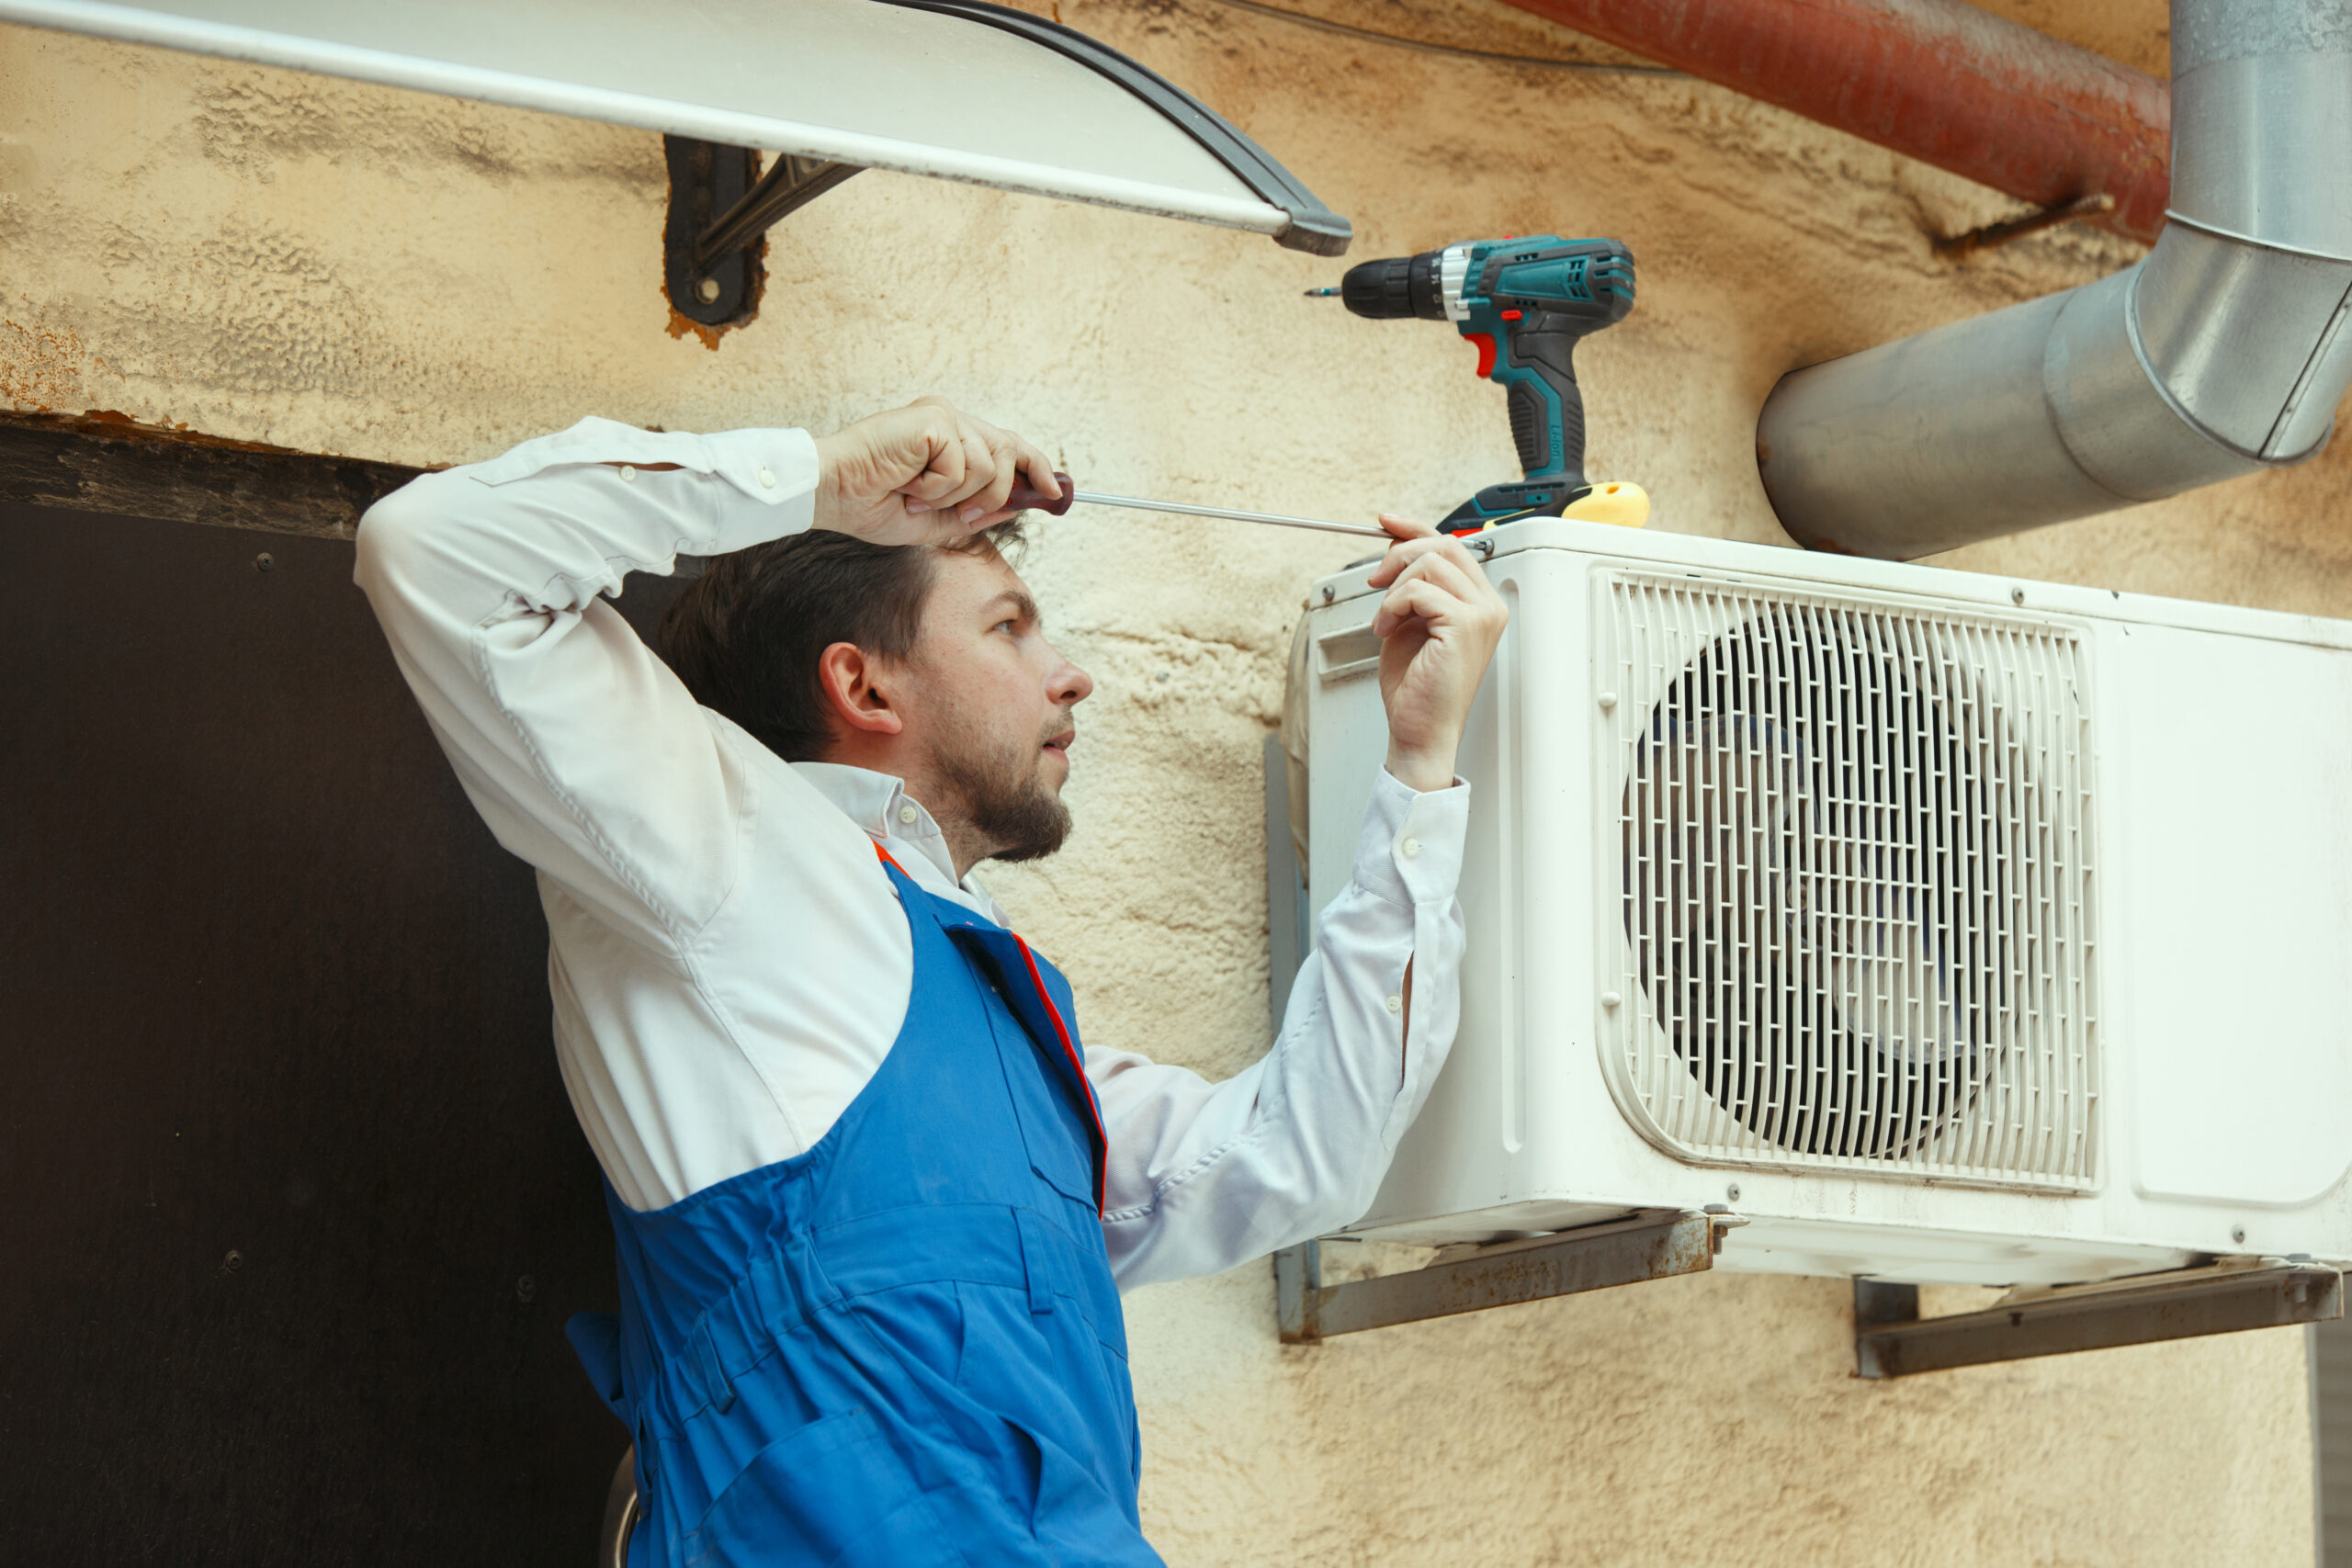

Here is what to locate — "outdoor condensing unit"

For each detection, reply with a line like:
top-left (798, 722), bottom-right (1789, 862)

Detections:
top-left (1304, 520), bottom-right (2352, 1286)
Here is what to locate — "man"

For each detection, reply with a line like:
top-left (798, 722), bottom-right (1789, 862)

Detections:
top-left (355, 397), bottom-right (1505, 1566)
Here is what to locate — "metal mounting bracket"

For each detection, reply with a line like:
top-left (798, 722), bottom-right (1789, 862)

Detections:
top-left (664, 138), bottom-right (862, 327)
top-left (1854, 1258), bottom-right (2344, 1378)
top-left (1275, 1208), bottom-right (1734, 1342)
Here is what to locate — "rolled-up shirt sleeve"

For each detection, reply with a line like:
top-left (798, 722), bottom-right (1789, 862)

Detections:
top-left (1092, 769), bottom-right (1470, 1289)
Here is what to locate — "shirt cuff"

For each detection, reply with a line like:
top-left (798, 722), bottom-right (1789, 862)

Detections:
top-left (1348, 767), bottom-right (1470, 908)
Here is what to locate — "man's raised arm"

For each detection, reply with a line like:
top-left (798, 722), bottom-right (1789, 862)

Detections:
top-left (353, 417), bottom-right (823, 953)
top-left (355, 401), bottom-right (1060, 954)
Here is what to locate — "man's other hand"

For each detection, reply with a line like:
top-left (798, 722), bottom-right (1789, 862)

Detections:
top-left (811, 397), bottom-right (1059, 546)
top-left (1364, 516), bottom-right (1510, 794)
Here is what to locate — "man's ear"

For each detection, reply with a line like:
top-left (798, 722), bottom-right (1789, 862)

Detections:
top-left (816, 641), bottom-right (905, 738)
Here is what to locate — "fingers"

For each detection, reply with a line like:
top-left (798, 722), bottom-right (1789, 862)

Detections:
top-left (1012, 435), bottom-right (1059, 500)
top-left (1398, 549), bottom-right (1486, 614)
top-left (1366, 525), bottom-right (1485, 591)
top-left (1372, 578), bottom-right (1459, 640)
top-left (814, 398), bottom-right (1057, 543)
top-left (896, 404), bottom-right (1045, 525)
top-left (1370, 536), bottom-right (1508, 639)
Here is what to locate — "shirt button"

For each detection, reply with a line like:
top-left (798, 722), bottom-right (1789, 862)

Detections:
top-left (1400, 837), bottom-right (1421, 859)
top-left (1385, 995), bottom-right (1402, 1015)
top-left (757, 468), bottom-right (776, 489)
top-left (618, 465), bottom-right (637, 483)
top-left (898, 804), bottom-right (918, 826)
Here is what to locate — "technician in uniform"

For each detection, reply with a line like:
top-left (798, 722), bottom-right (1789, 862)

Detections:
top-left (356, 397), bottom-right (1506, 1566)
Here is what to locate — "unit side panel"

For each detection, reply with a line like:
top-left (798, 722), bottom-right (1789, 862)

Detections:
top-left (2106, 622), bottom-right (2352, 1209)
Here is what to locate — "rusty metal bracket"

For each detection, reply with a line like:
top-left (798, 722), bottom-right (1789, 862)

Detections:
top-left (1855, 1258), bottom-right (2344, 1379)
top-left (1931, 191), bottom-right (2117, 261)
top-left (1275, 1208), bottom-right (1731, 1342)
top-left (663, 139), bottom-right (863, 328)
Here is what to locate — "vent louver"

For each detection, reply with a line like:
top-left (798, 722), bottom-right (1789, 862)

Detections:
top-left (1603, 573), bottom-right (2098, 1190)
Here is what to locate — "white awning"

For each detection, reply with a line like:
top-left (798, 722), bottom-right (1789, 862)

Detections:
top-left (0, 0), bottom-right (1351, 253)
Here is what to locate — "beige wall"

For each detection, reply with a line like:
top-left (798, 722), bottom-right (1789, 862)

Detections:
top-left (3, 2), bottom-right (2331, 1562)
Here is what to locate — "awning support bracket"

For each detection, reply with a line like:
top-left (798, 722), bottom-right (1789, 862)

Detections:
top-left (665, 138), bottom-right (864, 327)
top-left (1854, 1258), bottom-right (2344, 1378)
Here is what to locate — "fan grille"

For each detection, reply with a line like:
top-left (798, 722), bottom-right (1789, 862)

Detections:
top-left (1604, 573), bottom-right (2098, 1189)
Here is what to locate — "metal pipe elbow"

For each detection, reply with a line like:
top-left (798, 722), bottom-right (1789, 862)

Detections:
top-left (1758, 223), bottom-right (2352, 560)
top-left (1757, 0), bottom-right (2352, 560)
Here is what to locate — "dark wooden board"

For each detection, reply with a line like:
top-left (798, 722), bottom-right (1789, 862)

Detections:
top-left (0, 501), bottom-right (684, 1563)
top-left (0, 412), bottom-right (425, 538)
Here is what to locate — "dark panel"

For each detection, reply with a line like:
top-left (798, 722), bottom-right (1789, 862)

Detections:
top-left (0, 502), bottom-right (678, 1563)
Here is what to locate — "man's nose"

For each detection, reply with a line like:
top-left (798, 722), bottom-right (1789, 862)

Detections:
top-left (1046, 643), bottom-right (1092, 707)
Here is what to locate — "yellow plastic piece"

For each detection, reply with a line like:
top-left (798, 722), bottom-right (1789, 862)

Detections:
top-left (1560, 480), bottom-right (1649, 528)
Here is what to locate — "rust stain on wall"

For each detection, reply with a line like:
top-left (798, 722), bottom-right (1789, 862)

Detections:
top-left (1, 315), bottom-right (87, 411)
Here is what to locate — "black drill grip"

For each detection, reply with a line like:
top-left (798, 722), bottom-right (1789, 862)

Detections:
top-left (1504, 321), bottom-right (1588, 487)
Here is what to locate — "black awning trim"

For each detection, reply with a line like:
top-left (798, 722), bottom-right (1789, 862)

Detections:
top-left (873, 0), bottom-right (1352, 255)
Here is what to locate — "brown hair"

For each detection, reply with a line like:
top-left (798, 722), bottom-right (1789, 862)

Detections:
top-left (658, 520), bottom-right (1024, 762)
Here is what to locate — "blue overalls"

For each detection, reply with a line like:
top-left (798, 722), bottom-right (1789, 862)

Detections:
top-left (566, 850), bottom-right (1159, 1567)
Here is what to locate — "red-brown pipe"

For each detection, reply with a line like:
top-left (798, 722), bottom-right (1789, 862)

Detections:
top-left (1497, 0), bottom-right (2170, 243)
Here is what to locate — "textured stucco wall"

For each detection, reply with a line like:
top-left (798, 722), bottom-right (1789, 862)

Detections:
top-left (3, 0), bottom-right (2333, 1562)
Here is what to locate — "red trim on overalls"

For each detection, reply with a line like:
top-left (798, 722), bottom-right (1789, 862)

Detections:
top-left (875, 841), bottom-right (1110, 1215)
top-left (1012, 935), bottom-right (1109, 1215)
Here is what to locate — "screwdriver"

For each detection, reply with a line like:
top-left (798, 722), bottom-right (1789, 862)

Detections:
top-left (1003, 474), bottom-right (1387, 539)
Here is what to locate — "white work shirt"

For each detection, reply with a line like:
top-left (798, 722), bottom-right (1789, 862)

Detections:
top-left (354, 417), bottom-right (1470, 1290)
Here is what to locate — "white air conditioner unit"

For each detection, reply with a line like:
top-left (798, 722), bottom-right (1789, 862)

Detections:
top-left (1303, 519), bottom-right (2352, 1286)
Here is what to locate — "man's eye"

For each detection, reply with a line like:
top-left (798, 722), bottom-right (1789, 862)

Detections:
top-left (993, 619), bottom-right (1017, 635)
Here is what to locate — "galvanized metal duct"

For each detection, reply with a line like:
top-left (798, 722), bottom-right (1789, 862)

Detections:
top-left (1755, 0), bottom-right (2352, 560)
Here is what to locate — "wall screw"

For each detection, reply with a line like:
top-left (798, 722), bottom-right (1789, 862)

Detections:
top-left (1725, 1183), bottom-right (1741, 1203)
top-left (695, 276), bottom-right (722, 304)
top-left (516, 1274), bottom-right (537, 1303)
top-left (219, 1249), bottom-right (243, 1275)
top-left (254, 553), bottom-right (275, 572)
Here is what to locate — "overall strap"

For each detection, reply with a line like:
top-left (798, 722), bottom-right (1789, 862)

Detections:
top-left (872, 843), bottom-right (1109, 1215)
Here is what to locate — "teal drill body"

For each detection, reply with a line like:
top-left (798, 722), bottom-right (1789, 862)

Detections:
top-left (1334, 234), bottom-right (1635, 529)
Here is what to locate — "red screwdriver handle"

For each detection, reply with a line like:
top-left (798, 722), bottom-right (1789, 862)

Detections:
top-left (1002, 473), bottom-right (1076, 516)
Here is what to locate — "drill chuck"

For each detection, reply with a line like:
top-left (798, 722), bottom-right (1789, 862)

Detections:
top-left (1339, 250), bottom-right (1450, 321)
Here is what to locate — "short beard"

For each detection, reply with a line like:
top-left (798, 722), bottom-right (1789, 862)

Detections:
top-left (932, 717), bottom-right (1072, 865)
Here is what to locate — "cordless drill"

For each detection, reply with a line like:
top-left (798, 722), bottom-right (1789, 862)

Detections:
top-left (1325, 235), bottom-right (1636, 532)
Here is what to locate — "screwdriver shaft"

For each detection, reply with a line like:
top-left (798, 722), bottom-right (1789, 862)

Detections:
top-left (1069, 491), bottom-right (1387, 538)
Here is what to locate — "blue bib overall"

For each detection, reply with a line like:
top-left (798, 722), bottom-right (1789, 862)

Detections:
top-left (566, 852), bottom-right (1159, 1567)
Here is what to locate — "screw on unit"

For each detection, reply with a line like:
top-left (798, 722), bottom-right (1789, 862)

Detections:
top-left (2009, 585), bottom-right (2026, 604)
top-left (1597, 691), bottom-right (1617, 710)
top-left (254, 553), bottom-right (276, 572)
top-left (516, 1274), bottom-right (538, 1303)
top-left (219, 1249), bottom-right (243, 1275)
top-left (1321, 585), bottom-right (1335, 603)
top-left (2231, 1224), bottom-right (2247, 1245)
top-left (1726, 1183), bottom-right (1741, 1202)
